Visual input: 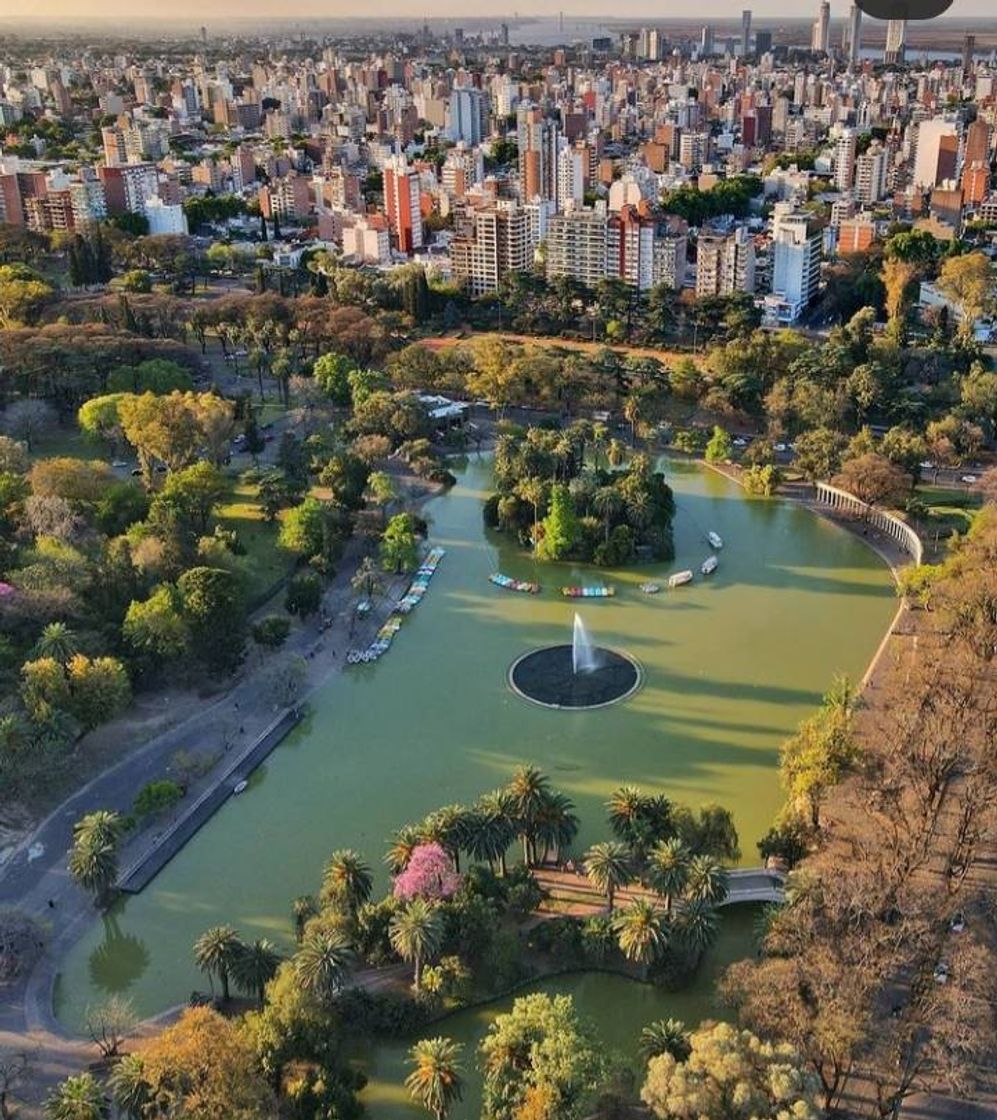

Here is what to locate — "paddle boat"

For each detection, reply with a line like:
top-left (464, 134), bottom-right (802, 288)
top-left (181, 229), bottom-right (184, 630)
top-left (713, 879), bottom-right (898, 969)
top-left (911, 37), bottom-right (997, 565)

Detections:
top-left (560, 585), bottom-right (615, 598)
top-left (707, 531), bottom-right (724, 550)
top-left (668, 570), bottom-right (694, 588)
top-left (490, 573), bottom-right (541, 594)
top-left (701, 555), bottom-right (719, 576)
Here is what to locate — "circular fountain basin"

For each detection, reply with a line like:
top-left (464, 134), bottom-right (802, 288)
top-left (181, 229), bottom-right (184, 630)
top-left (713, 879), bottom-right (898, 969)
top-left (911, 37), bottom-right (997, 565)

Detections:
top-left (508, 645), bottom-right (642, 710)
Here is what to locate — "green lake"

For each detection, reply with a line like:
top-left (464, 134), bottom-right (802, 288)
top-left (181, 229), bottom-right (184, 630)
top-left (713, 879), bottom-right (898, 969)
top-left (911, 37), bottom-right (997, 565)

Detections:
top-left (54, 454), bottom-right (895, 1107)
top-left (354, 904), bottom-right (760, 1120)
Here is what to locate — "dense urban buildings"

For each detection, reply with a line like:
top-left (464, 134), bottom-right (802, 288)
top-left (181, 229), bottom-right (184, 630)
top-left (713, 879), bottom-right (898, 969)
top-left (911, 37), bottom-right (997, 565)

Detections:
top-left (0, 8), bottom-right (995, 320)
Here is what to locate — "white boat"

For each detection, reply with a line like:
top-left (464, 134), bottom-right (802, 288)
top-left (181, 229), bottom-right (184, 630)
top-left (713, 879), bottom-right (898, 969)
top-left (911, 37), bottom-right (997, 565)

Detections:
top-left (707, 531), bottom-right (724, 550)
top-left (232, 779), bottom-right (248, 795)
top-left (701, 555), bottom-right (719, 576)
top-left (668, 570), bottom-right (694, 589)
top-left (640, 582), bottom-right (662, 594)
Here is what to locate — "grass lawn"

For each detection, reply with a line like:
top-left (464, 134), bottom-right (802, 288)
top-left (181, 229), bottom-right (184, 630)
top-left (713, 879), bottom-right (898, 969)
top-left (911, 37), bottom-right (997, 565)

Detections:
top-left (28, 424), bottom-right (104, 462)
top-left (914, 482), bottom-right (982, 547)
top-left (217, 477), bottom-right (295, 608)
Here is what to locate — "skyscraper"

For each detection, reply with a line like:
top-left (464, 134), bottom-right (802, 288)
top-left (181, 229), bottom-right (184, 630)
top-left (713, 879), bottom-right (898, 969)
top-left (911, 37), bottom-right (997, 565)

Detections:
top-left (741, 10), bottom-right (752, 58)
top-left (517, 104), bottom-right (561, 205)
top-left (700, 25), bottom-right (714, 57)
top-left (834, 129), bottom-right (857, 192)
top-left (844, 3), bottom-right (862, 67)
top-left (448, 87), bottom-right (489, 146)
top-left (885, 19), bottom-right (906, 66)
top-left (383, 156), bottom-right (423, 254)
top-left (962, 34), bottom-right (976, 79)
top-left (811, 0), bottom-right (830, 54)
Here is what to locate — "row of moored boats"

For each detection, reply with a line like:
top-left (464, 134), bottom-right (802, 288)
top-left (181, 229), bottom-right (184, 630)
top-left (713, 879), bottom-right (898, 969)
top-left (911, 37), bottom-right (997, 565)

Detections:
top-left (346, 548), bottom-right (445, 665)
top-left (490, 529), bottom-right (726, 599)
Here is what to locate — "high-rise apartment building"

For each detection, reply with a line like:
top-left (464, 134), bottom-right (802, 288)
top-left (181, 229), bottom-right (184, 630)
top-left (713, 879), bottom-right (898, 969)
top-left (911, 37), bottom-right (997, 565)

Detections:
top-left (448, 87), bottom-right (489, 146)
top-left (834, 130), bottom-right (857, 192)
top-left (913, 118), bottom-right (959, 188)
top-left (517, 104), bottom-right (561, 205)
top-left (383, 156), bottom-right (423, 253)
top-left (451, 201), bottom-right (533, 296)
top-left (844, 4), bottom-right (862, 67)
top-left (855, 144), bottom-right (888, 203)
top-left (696, 226), bottom-right (755, 297)
top-left (811, 0), bottom-right (830, 54)
top-left (769, 210), bottom-right (821, 322)
top-left (885, 19), bottom-right (906, 65)
top-left (546, 207), bottom-right (609, 289)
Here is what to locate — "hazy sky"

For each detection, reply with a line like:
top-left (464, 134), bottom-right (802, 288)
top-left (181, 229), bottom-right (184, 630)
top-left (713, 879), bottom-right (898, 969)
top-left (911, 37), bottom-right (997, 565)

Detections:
top-left (2, 0), bottom-right (996, 26)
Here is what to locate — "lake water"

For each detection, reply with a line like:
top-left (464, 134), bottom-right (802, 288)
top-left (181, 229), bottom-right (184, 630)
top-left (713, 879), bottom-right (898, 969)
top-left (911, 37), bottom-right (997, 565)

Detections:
top-left (54, 455), bottom-right (895, 1065)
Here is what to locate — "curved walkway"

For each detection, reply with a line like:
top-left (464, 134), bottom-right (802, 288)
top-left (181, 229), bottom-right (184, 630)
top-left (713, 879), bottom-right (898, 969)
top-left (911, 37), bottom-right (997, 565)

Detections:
top-left (533, 866), bottom-right (785, 913)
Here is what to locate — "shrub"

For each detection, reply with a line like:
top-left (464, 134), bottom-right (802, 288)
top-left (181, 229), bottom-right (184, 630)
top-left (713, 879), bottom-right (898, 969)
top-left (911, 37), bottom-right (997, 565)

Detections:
top-left (133, 779), bottom-right (184, 818)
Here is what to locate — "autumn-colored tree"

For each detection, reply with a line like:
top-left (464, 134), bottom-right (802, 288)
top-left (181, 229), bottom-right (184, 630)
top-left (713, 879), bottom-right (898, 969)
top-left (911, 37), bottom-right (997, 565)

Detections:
top-left (131, 1006), bottom-right (274, 1119)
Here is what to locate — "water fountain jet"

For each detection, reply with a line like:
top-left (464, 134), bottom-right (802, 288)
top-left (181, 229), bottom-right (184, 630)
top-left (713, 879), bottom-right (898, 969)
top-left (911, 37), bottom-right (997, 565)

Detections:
top-left (572, 613), bottom-right (599, 675)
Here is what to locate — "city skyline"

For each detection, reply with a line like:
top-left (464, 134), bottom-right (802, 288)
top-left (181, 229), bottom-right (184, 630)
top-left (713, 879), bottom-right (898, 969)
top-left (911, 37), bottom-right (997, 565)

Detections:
top-left (4, 2), bottom-right (997, 25)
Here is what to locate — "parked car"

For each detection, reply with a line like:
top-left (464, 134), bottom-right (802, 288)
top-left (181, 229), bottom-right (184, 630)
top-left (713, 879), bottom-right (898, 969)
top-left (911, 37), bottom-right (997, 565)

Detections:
top-left (961, 474), bottom-right (978, 484)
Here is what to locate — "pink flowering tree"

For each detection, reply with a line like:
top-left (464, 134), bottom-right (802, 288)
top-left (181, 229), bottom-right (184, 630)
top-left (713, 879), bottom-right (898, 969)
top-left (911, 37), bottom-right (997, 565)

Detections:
top-left (393, 842), bottom-right (460, 902)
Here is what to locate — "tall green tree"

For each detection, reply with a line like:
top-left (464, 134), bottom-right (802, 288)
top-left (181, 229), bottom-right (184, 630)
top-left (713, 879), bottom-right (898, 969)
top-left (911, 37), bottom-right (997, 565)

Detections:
top-left (405, 1037), bottom-right (464, 1120)
top-left (583, 841), bottom-right (632, 913)
top-left (320, 849), bottom-right (374, 915)
top-left (193, 925), bottom-right (243, 1002)
top-left (389, 898), bottom-right (445, 989)
top-left (294, 930), bottom-right (355, 1003)
top-left (44, 1073), bottom-right (108, 1120)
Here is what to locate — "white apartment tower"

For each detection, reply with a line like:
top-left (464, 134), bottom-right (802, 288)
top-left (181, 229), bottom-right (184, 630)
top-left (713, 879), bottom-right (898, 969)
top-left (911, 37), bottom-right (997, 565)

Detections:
top-left (834, 129), bottom-right (857, 192)
top-left (811, 0), bottom-right (830, 54)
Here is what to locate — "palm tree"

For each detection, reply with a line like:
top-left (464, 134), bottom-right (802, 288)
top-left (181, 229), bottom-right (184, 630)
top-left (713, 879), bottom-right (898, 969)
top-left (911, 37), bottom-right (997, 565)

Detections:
top-left (73, 810), bottom-right (121, 849)
top-left (593, 486), bottom-right (623, 543)
top-left (516, 478), bottom-right (545, 554)
top-left (673, 898), bottom-right (720, 962)
top-left (421, 805), bottom-right (472, 872)
top-left (321, 849), bottom-right (374, 914)
top-left (583, 841), bottom-right (632, 913)
top-left (231, 938), bottom-right (282, 1007)
top-left (44, 1073), bottom-right (107, 1120)
top-left (108, 1054), bottom-right (150, 1120)
top-left (591, 422), bottom-right (609, 469)
top-left (533, 790), bottom-right (579, 865)
top-left (638, 1019), bottom-right (691, 1062)
top-left (626, 488), bottom-right (652, 530)
top-left (607, 786), bottom-right (645, 845)
top-left (623, 393), bottom-right (643, 446)
top-left (470, 790), bottom-right (517, 876)
top-left (614, 899), bottom-right (668, 978)
top-left (68, 811), bottom-right (122, 907)
top-left (385, 825), bottom-right (422, 874)
top-left (292, 894), bottom-right (319, 941)
top-left (405, 1037), bottom-right (464, 1120)
top-left (390, 898), bottom-right (445, 990)
top-left (33, 621), bottom-right (79, 663)
top-left (506, 765), bottom-right (551, 866)
top-left (193, 925), bottom-right (242, 1002)
top-left (647, 838), bottom-right (691, 917)
top-left (294, 930), bottom-right (355, 1003)
top-left (685, 856), bottom-right (730, 905)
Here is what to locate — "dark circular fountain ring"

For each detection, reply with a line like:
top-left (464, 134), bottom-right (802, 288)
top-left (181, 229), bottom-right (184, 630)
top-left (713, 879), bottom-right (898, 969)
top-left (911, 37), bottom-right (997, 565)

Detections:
top-left (508, 645), bottom-right (642, 710)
